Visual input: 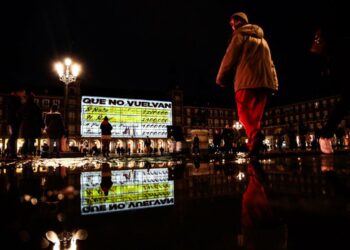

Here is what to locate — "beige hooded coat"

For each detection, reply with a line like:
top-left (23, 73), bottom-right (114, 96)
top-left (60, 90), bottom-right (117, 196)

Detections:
top-left (216, 24), bottom-right (278, 92)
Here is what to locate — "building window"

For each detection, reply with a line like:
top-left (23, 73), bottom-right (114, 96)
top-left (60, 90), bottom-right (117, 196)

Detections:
top-left (323, 110), bottom-right (328, 118)
top-left (225, 111), bottom-right (228, 116)
top-left (308, 113), bottom-right (313, 119)
top-left (314, 102), bottom-right (319, 109)
top-left (42, 99), bottom-right (50, 108)
top-left (301, 104), bottom-right (305, 111)
top-left (214, 110), bottom-right (218, 116)
top-left (53, 99), bottom-right (60, 107)
top-left (214, 119), bottom-right (219, 126)
top-left (277, 118), bottom-right (280, 124)
top-left (68, 125), bottom-right (75, 134)
top-left (186, 108), bottom-right (191, 116)
top-left (219, 111), bottom-right (223, 117)
top-left (209, 110), bottom-right (213, 116)
top-left (316, 112), bottom-right (320, 118)
top-left (220, 119), bottom-right (224, 126)
top-left (208, 119), bottom-right (213, 126)
top-left (187, 118), bottom-right (191, 125)
top-left (302, 114), bottom-right (306, 119)
top-left (322, 100), bottom-right (327, 108)
top-left (175, 116), bottom-right (181, 124)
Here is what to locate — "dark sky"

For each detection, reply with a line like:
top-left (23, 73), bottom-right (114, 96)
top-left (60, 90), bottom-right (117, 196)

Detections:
top-left (1, 0), bottom-right (345, 107)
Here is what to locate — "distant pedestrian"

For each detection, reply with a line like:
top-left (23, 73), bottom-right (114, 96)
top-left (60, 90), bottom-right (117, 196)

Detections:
top-left (44, 104), bottom-right (65, 157)
top-left (310, 21), bottom-right (350, 154)
top-left (100, 116), bottom-right (113, 157)
top-left (216, 12), bottom-right (278, 158)
top-left (18, 92), bottom-right (44, 158)
top-left (192, 134), bottom-right (200, 154)
top-left (5, 88), bottom-right (26, 159)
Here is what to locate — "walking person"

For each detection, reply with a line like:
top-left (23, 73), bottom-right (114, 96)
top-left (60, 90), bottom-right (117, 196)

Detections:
top-left (5, 88), bottom-right (26, 159)
top-left (216, 12), bottom-right (278, 158)
top-left (18, 92), bottom-right (44, 158)
top-left (44, 104), bottom-right (65, 157)
top-left (100, 116), bottom-right (113, 157)
top-left (310, 22), bottom-right (350, 154)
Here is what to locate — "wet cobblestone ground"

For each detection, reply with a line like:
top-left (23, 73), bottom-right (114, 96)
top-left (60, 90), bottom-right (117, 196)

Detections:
top-left (0, 152), bottom-right (349, 249)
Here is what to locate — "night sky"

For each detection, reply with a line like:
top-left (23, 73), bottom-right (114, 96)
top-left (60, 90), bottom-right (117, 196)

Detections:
top-left (1, 0), bottom-right (345, 107)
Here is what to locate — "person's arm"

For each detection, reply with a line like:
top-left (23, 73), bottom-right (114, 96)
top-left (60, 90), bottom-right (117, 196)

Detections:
top-left (216, 33), bottom-right (244, 87)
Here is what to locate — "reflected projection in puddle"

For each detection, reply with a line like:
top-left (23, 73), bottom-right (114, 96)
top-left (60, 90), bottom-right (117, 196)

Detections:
top-left (80, 166), bottom-right (174, 215)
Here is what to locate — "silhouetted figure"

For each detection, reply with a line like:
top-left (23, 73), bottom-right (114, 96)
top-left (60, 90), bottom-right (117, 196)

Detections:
top-left (310, 20), bottom-right (350, 154)
top-left (192, 134), bottom-right (200, 154)
top-left (221, 125), bottom-right (234, 154)
top-left (18, 93), bottom-right (44, 158)
top-left (335, 125), bottom-right (345, 149)
top-left (5, 88), bottom-right (26, 159)
top-left (241, 160), bottom-right (287, 249)
top-left (144, 136), bottom-right (151, 155)
top-left (213, 129), bottom-right (222, 153)
top-left (216, 12), bottom-right (278, 158)
top-left (298, 122), bottom-right (308, 151)
top-left (44, 104), bottom-right (65, 157)
top-left (100, 116), bottom-right (113, 157)
top-left (100, 163), bottom-right (113, 196)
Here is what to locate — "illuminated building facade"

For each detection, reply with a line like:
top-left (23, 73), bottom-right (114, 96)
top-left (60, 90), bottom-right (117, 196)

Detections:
top-left (0, 85), bottom-right (349, 154)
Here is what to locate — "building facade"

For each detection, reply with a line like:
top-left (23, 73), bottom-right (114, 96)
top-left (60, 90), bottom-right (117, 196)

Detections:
top-left (1, 85), bottom-right (349, 155)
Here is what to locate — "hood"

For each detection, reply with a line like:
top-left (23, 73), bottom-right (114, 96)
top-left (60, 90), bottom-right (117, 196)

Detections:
top-left (236, 24), bottom-right (264, 39)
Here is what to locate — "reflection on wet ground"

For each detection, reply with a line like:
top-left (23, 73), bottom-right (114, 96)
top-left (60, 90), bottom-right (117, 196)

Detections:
top-left (0, 154), bottom-right (349, 250)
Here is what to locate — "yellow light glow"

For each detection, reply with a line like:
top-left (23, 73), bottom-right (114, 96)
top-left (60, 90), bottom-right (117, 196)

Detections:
top-left (71, 64), bottom-right (80, 77)
top-left (55, 63), bottom-right (64, 76)
top-left (64, 58), bottom-right (72, 66)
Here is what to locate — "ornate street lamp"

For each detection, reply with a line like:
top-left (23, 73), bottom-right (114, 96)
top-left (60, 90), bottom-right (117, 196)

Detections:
top-left (54, 58), bottom-right (81, 144)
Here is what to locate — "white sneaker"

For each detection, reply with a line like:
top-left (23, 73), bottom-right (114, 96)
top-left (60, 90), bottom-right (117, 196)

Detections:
top-left (319, 137), bottom-right (333, 154)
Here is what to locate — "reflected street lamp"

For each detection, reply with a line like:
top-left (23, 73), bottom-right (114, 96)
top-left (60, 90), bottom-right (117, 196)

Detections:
top-left (54, 58), bottom-right (81, 145)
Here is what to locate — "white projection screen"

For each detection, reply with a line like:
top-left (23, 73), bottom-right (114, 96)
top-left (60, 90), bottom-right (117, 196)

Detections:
top-left (81, 96), bottom-right (172, 138)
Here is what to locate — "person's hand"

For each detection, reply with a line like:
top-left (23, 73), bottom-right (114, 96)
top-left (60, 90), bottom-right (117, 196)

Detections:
top-left (216, 82), bottom-right (226, 88)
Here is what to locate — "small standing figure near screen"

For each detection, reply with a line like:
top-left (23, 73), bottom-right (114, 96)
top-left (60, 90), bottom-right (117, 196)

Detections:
top-left (100, 163), bottom-right (113, 196)
top-left (100, 116), bottom-right (113, 158)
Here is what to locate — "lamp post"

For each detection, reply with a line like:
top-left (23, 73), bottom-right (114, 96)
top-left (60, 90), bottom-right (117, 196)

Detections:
top-left (54, 58), bottom-right (81, 145)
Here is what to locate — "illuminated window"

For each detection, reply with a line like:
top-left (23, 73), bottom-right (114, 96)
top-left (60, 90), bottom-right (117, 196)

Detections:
top-left (208, 119), bottom-right (213, 125)
top-left (186, 108), bottom-right (191, 116)
top-left (214, 119), bottom-right (219, 126)
top-left (314, 102), bottom-right (319, 109)
top-left (53, 99), bottom-right (60, 107)
top-left (187, 118), bottom-right (191, 125)
top-left (42, 99), bottom-right (50, 108)
top-left (175, 116), bottom-right (181, 124)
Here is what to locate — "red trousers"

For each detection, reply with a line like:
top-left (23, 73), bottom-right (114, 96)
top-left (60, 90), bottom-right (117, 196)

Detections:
top-left (235, 89), bottom-right (268, 151)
